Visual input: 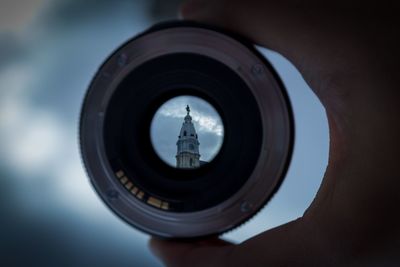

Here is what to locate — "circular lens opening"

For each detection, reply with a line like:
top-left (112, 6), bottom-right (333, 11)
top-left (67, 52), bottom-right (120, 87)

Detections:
top-left (150, 95), bottom-right (224, 169)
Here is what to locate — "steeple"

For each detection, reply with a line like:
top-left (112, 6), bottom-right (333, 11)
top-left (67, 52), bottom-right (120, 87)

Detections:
top-left (176, 105), bottom-right (200, 168)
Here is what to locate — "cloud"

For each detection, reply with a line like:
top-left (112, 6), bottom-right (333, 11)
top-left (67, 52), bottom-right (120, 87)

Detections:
top-left (157, 96), bottom-right (224, 136)
top-left (0, 0), bottom-right (159, 219)
top-left (0, 63), bottom-right (64, 175)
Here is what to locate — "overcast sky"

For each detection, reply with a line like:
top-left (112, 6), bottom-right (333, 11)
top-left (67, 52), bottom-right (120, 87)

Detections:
top-left (0, 1), bottom-right (328, 266)
top-left (151, 96), bottom-right (224, 167)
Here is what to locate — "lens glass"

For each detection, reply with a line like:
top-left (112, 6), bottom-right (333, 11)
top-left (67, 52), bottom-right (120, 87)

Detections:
top-left (150, 95), bottom-right (224, 169)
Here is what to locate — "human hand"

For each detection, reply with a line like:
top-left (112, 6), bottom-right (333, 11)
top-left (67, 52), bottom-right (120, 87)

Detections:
top-left (150, 1), bottom-right (400, 266)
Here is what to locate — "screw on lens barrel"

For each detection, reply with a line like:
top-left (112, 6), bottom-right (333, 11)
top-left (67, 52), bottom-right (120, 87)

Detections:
top-left (251, 64), bottom-right (264, 76)
top-left (106, 189), bottom-right (119, 200)
top-left (240, 200), bottom-right (253, 213)
top-left (117, 53), bottom-right (128, 67)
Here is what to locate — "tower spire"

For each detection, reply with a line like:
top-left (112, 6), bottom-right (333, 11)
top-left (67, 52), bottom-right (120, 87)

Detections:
top-left (176, 104), bottom-right (200, 168)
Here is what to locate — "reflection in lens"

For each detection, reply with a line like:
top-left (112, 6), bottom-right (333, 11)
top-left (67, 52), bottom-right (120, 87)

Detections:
top-left (150, 96), bottom-right (224, 169)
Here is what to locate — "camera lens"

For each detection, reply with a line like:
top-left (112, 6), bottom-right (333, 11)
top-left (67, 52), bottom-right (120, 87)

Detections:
top-left (150, 95), bottom-right (224, 169)
top-left (79, 21), bottom-right (293, 238)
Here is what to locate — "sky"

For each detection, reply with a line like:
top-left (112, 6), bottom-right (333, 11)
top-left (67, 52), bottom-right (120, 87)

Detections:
top-left (151, 95), bottom-right (224, 167)
top-left (0, 1), bottom-right (328, 266)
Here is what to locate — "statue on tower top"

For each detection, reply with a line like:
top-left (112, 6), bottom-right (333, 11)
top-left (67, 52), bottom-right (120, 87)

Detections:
top-left (186, 105), bottom-right (190, 115)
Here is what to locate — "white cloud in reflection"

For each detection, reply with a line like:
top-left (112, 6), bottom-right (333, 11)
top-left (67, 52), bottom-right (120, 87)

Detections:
top-left (158, 99), bottom-right (224, 137)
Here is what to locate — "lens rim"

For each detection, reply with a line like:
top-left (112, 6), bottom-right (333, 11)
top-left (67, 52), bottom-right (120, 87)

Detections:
top-left (80, 21), bottom-right (294, 238)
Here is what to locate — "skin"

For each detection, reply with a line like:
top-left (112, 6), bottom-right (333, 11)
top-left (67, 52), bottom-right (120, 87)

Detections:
top-left (149, 1), bottom-right (400, 266)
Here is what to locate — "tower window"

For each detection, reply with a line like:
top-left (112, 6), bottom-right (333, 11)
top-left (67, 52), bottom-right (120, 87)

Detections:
top-left (183, 131), bottom-right (187, 136)
top-left (189, 144), bottom-right (194, 150)
top-left (190, 158), bottom-right (193, 166)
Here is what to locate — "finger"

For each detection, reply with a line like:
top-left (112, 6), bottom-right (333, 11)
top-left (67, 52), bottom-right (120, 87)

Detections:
top-left (149, 237), bottom-right (235, 267)
top-left (148, 219), bottom-right (316, 267)
top-left (180, 0), bottom-right (314, 60)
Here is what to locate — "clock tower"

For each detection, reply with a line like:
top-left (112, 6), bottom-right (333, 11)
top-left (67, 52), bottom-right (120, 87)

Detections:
top-left (176, 105), bottom-right (200, 168)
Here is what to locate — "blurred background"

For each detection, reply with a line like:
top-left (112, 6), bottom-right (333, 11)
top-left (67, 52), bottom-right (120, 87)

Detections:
top-left (0, 0), bottom-right (328, 266)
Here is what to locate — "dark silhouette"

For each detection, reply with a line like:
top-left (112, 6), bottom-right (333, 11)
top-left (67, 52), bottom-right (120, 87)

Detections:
top-left (150, 1), bottom-right (400, 266)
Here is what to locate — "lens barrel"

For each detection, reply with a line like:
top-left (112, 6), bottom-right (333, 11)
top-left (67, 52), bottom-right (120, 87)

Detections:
top-left (79, 21), bottom-right (294, 238)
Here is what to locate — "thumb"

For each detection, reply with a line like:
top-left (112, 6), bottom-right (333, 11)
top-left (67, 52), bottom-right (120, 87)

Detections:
top-left (149, 237), bottom-right (235, 267)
